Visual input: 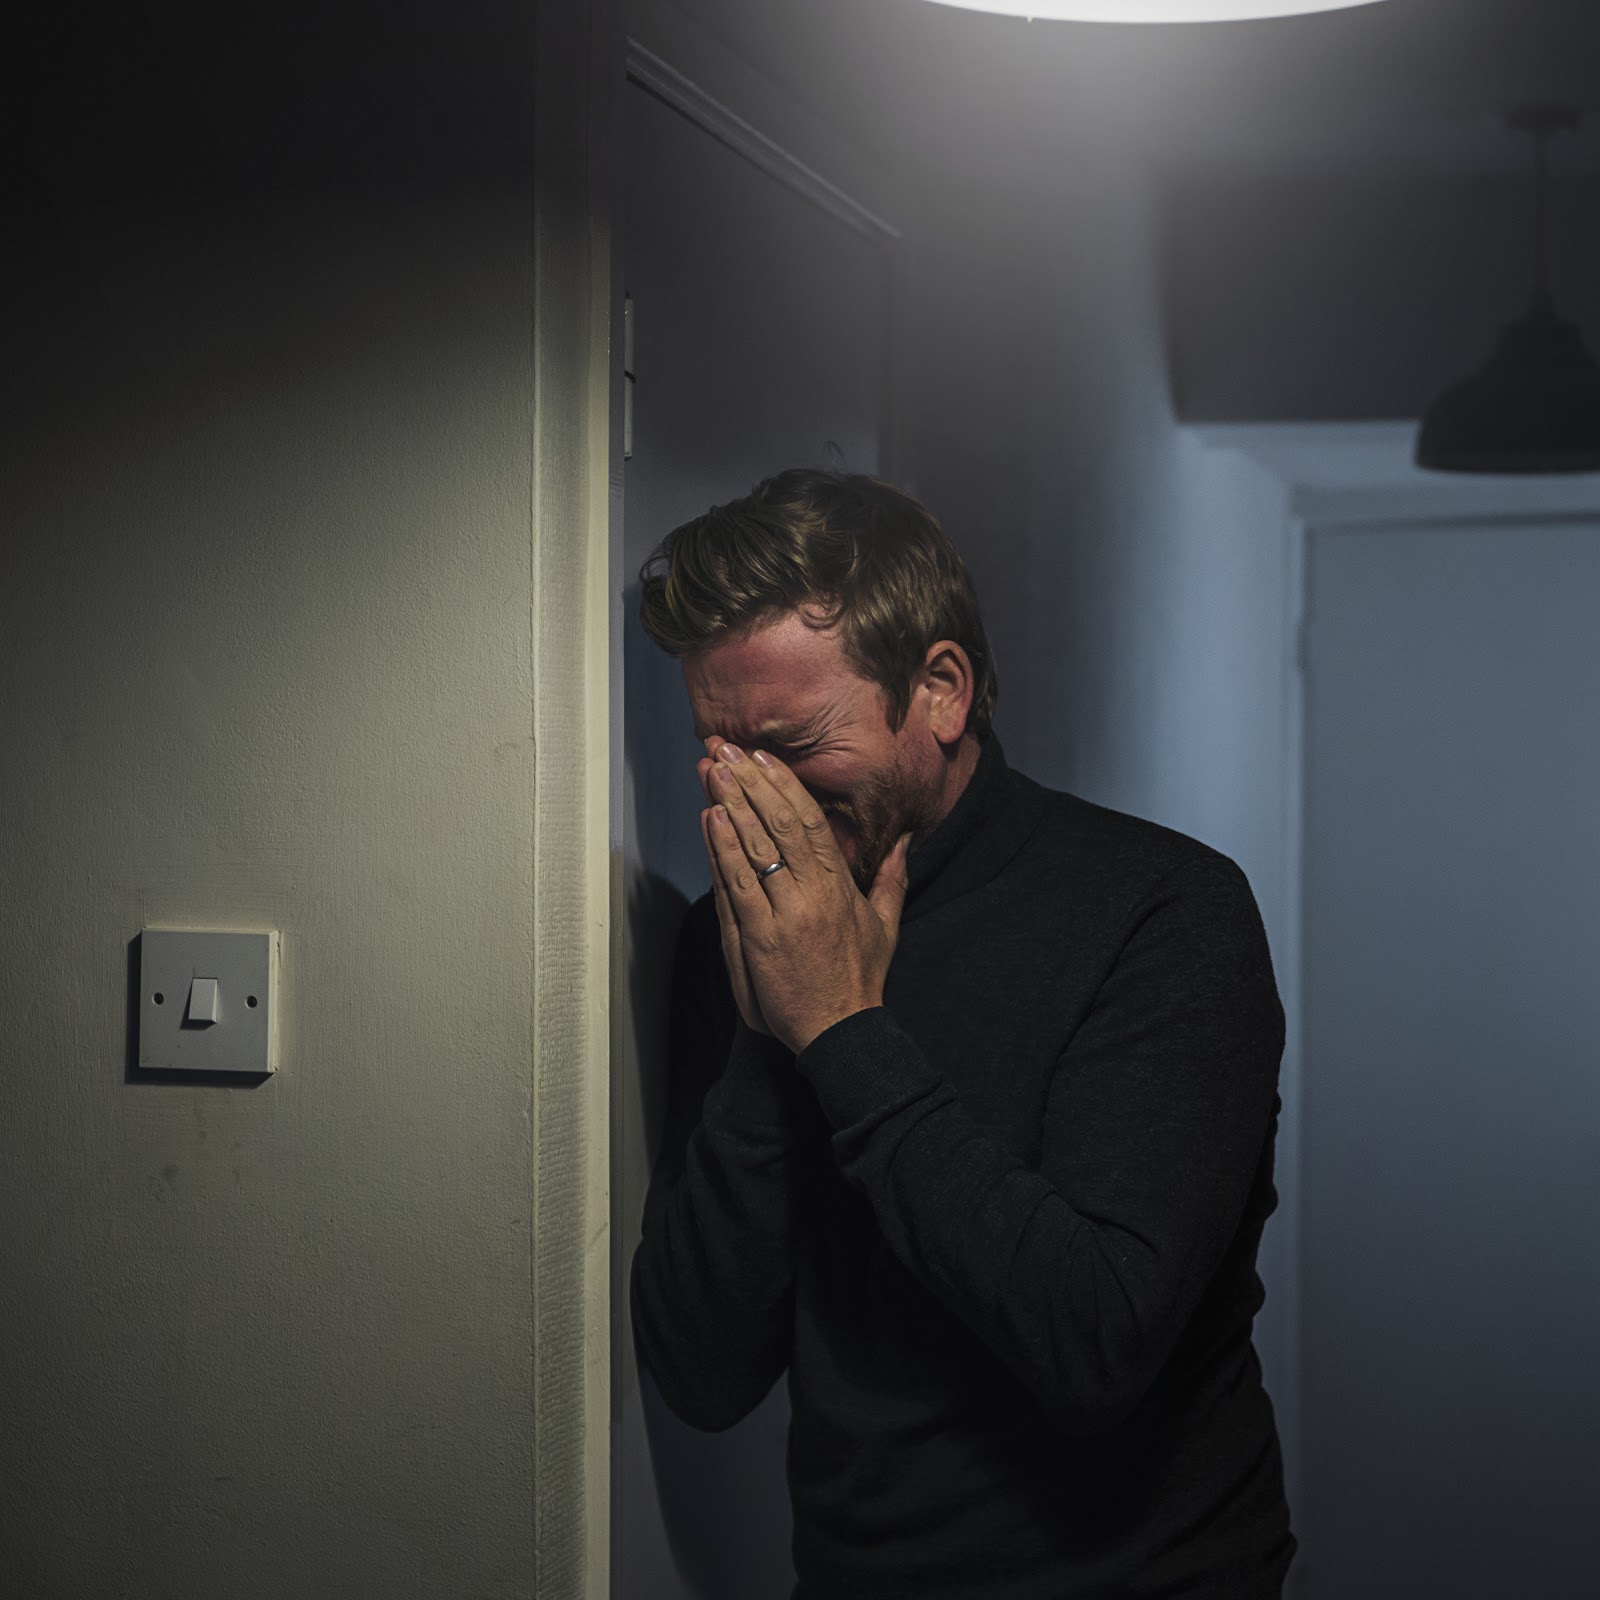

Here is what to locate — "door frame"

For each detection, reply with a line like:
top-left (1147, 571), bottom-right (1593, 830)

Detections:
top-left (532, 2), bottom-right (625, 1595)
top-left (620, 7), bottom-right (910, 482)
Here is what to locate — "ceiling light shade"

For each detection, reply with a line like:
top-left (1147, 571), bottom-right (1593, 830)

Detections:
top-left (1414, 301), bottom-right (1600, 474)
top-left (918, 1), bottom-right (1389, 22)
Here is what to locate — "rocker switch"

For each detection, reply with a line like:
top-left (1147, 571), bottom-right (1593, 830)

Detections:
top-left (187, 977), bottom-right (220, 1026)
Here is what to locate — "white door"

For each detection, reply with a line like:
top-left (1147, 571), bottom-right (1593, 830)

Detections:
top-left (1300, 518), bottom-right (1600, 1598)
top-left (615, 48), bottom-right (900, 1600)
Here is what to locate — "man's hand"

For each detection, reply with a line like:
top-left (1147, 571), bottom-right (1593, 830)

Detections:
top-left (698, 798), bottom-right (773, 1038)
top-left (697, 737), bottom-right (911, 1055)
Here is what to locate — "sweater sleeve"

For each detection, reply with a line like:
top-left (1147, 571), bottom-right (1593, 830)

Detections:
top-left (629, 895), bottom-right (826, 1432)
top-left (794, 853), bottom-right (1285, 1439)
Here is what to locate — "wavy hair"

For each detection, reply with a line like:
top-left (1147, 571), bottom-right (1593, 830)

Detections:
top-left (638, 468), bottom-right (997, 740)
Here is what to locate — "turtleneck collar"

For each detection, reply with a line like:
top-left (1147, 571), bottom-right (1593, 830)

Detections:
top-left (902, 732), bottom-right (1043, 923)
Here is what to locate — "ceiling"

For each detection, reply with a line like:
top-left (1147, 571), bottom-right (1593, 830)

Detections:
top-left (660, 0), bottom-right (1600, 183)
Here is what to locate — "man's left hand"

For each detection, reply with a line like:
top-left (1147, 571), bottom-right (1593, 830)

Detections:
top-left (700, 738), bottom-right (911, 1055)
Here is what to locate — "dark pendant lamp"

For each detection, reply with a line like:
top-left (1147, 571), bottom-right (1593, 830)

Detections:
top-left (1416, 107), bottom-right (1600, 474)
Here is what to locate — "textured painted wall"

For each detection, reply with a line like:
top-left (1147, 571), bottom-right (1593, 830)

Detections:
top-left (1, 8), bottom-right (550, 1591)
top-left (1, 192), bottom-right (539, 1600)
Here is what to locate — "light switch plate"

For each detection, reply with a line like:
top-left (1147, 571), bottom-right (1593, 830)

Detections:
top-left (138, 929), bottom-right (280, 1074)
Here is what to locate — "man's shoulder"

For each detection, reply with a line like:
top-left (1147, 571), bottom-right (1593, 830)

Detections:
top-left (1009, 768), bottom-right (1252, 902)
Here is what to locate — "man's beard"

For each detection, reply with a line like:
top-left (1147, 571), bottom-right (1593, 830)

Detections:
top-left (818, 751), bottom-right (941, 893)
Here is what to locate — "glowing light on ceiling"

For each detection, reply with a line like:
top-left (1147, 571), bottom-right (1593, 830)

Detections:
top-left (919, 1), bottom-right (1388, 22)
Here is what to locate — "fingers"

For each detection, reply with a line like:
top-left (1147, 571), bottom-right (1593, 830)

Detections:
top-left (706, 742), bottom-right (841, 877)
top-left (705, 803), bottom-right (778, 923)
top-left (752, 752), bottom-right (839, 867)
top-left (867, 832), bottom-right (914, 935)
top-left (701, 811), bottom-right (757, 969)
top-left (704, 760), bottom-right (793, 896)
top-left (701, 804), bottom-right (733, 924)
top-left (701, 808), bottom-right (770, 1033)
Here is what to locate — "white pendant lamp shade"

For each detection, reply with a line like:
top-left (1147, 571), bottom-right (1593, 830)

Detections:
top-left (920, 0), bottom-right (1388, 21)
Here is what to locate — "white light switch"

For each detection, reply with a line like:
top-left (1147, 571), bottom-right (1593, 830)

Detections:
top-left (139, 929), bottom-right (279, 1074)
top-left (188, 977), bottom-right (220, 1025)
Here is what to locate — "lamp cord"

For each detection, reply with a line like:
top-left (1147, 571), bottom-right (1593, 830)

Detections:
top-left (1511, 106), bottom-right (1578, 313)
top-left (1532, 125), bottom-right (1551, 310)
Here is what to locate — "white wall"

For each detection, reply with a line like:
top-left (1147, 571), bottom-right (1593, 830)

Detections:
top-left (2, 188), bottom-right (541, 1600)
top-left (1156, 438), bottom-right (1302, 1513)
top-left (1, 5), bottom-right (615, 1593)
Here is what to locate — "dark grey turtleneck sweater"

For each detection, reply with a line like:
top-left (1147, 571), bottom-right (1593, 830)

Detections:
top-left (631, 734), bottom-right (1295, 1599)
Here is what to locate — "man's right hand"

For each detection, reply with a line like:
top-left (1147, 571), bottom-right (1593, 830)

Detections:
top-left (698, 752), bottom-right (774, 1038)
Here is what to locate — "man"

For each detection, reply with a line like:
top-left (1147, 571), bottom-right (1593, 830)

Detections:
top-left (630, 468), bottom-right (1295, 1599)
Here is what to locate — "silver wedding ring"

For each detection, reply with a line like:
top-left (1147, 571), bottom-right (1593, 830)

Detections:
top-left (756, 859), bottom-right (787, 881)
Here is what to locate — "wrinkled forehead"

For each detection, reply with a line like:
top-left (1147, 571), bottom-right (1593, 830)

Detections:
top-left (682, 612), bottom-right (874, 745)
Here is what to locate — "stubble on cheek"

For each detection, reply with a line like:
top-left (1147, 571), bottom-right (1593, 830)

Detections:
top-left (819, 760), bottom-right (935, 892)
top-left (813, 800), bottom-right (867, 886)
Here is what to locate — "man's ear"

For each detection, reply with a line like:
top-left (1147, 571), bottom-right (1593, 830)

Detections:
top-left (916, 640), bottom-right (974, 748)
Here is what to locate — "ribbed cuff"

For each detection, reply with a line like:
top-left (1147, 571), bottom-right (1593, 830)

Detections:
top-left (794, 1007), bottom-right (942, 1131)
top-left (705, 1020), bottom-right (811, 1131)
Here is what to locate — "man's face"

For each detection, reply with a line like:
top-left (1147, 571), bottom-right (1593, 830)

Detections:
top-left (684, 609), bottom-right (945, 891)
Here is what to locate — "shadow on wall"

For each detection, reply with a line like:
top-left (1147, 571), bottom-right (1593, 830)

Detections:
top-left (625, 861), bottom-right (688, 1223)
top-left (639, 1367), bottom-right (795, 1600)
top-left (623, 583), bottom-right (798, 1599)
top-left (628, 824), bottom-right (800, 1600)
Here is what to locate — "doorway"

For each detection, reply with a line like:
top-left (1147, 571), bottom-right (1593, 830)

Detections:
top-left (1299, 511), bottom-right (1600, 1598)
